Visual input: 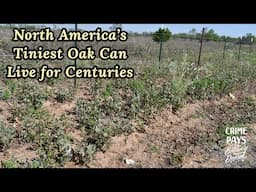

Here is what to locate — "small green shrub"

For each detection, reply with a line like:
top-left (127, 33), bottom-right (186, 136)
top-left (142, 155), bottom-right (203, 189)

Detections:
top-left (1, 159), bottom-right (18, 168)
top-left (162, 79), bottom-right (188, 112)
top-left (187, 77), bottom-right (231, 100)
top-left (169, 153), bottom-right (183, 166)
top-left (128, 79), bottom-right (145, 93)
top-left (0, 121), bottom-right (15, 151)
top-left (16, 81), bottom-right (48, 109)
top-left (1, 158), bottom-right (42, 168)
top-left (101, 95), bottom-right (122, 116)
top-left (55, 88), bottom-right (74, 103)
top-left (75, 98), bottom-right (99, 129)
top-left (0, 88), bottom-right (11, 101)
top-left (6, 79), bottom-right (17, 93)
top-left (17, 109), bottom-right (72, 167)
top-left (102, 83), bottom-right (113, 98)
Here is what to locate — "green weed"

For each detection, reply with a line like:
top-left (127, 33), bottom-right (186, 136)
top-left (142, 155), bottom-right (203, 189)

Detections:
top-left (0, 121), bottom-right (15, 151)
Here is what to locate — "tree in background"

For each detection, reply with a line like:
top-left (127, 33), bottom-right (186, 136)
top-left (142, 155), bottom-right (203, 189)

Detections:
top-left (204, 28), bottom-right (220, 41)
top-left (152, 28), bottom-right (171, 42)
top-left (241, 33), bottom-right (256, 44)
top-left (152, 27), bottom-right (172, 63)
top-left (189, 28), bottom-right (197, 39)
top-left (189, 28), bottom-right (197, 35)
top-left (109, 24), bottom-right (123, 31)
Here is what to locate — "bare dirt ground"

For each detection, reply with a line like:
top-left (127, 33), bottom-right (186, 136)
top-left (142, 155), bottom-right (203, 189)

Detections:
top-left (0, 101), bottom-right (10, 122)
top-left (42, 84), bottom-right (92, 117)
top-left (0, 143), bottom-right (37, 162)
top-left (1, 84), bottom-right (255, 168)
top-left (88, 93), bottom-right (256, 168)
top-left (88, 102), bottom-right (220, 168)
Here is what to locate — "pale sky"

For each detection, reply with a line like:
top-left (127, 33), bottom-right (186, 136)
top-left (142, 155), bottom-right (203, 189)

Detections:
top-left (3, 24), bottom-right (256, 38)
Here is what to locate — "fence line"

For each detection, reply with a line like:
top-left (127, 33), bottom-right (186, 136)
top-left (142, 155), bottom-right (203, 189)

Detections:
top-left (0, 28), bottom-right (255, 68)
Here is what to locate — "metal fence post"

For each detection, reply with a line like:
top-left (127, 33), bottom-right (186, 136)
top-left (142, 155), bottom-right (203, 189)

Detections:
top-left (197, 27), bottom-right (205, 67)
top-left (74, 23), bottom-right (78, 88)
top-left (238, 38), bottom-right (242, 60)
top-left (159, 31), bottom-right (163, 68)
top-left (223, 38), bottom-right (227, 59)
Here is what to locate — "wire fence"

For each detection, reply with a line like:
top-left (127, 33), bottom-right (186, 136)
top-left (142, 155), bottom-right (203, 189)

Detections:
top-left (0, 29), bottom-right (255, 71)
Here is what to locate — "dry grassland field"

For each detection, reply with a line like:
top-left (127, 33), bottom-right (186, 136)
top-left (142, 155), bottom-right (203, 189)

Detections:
top-left (0, 24), bottom-right (256, 168)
